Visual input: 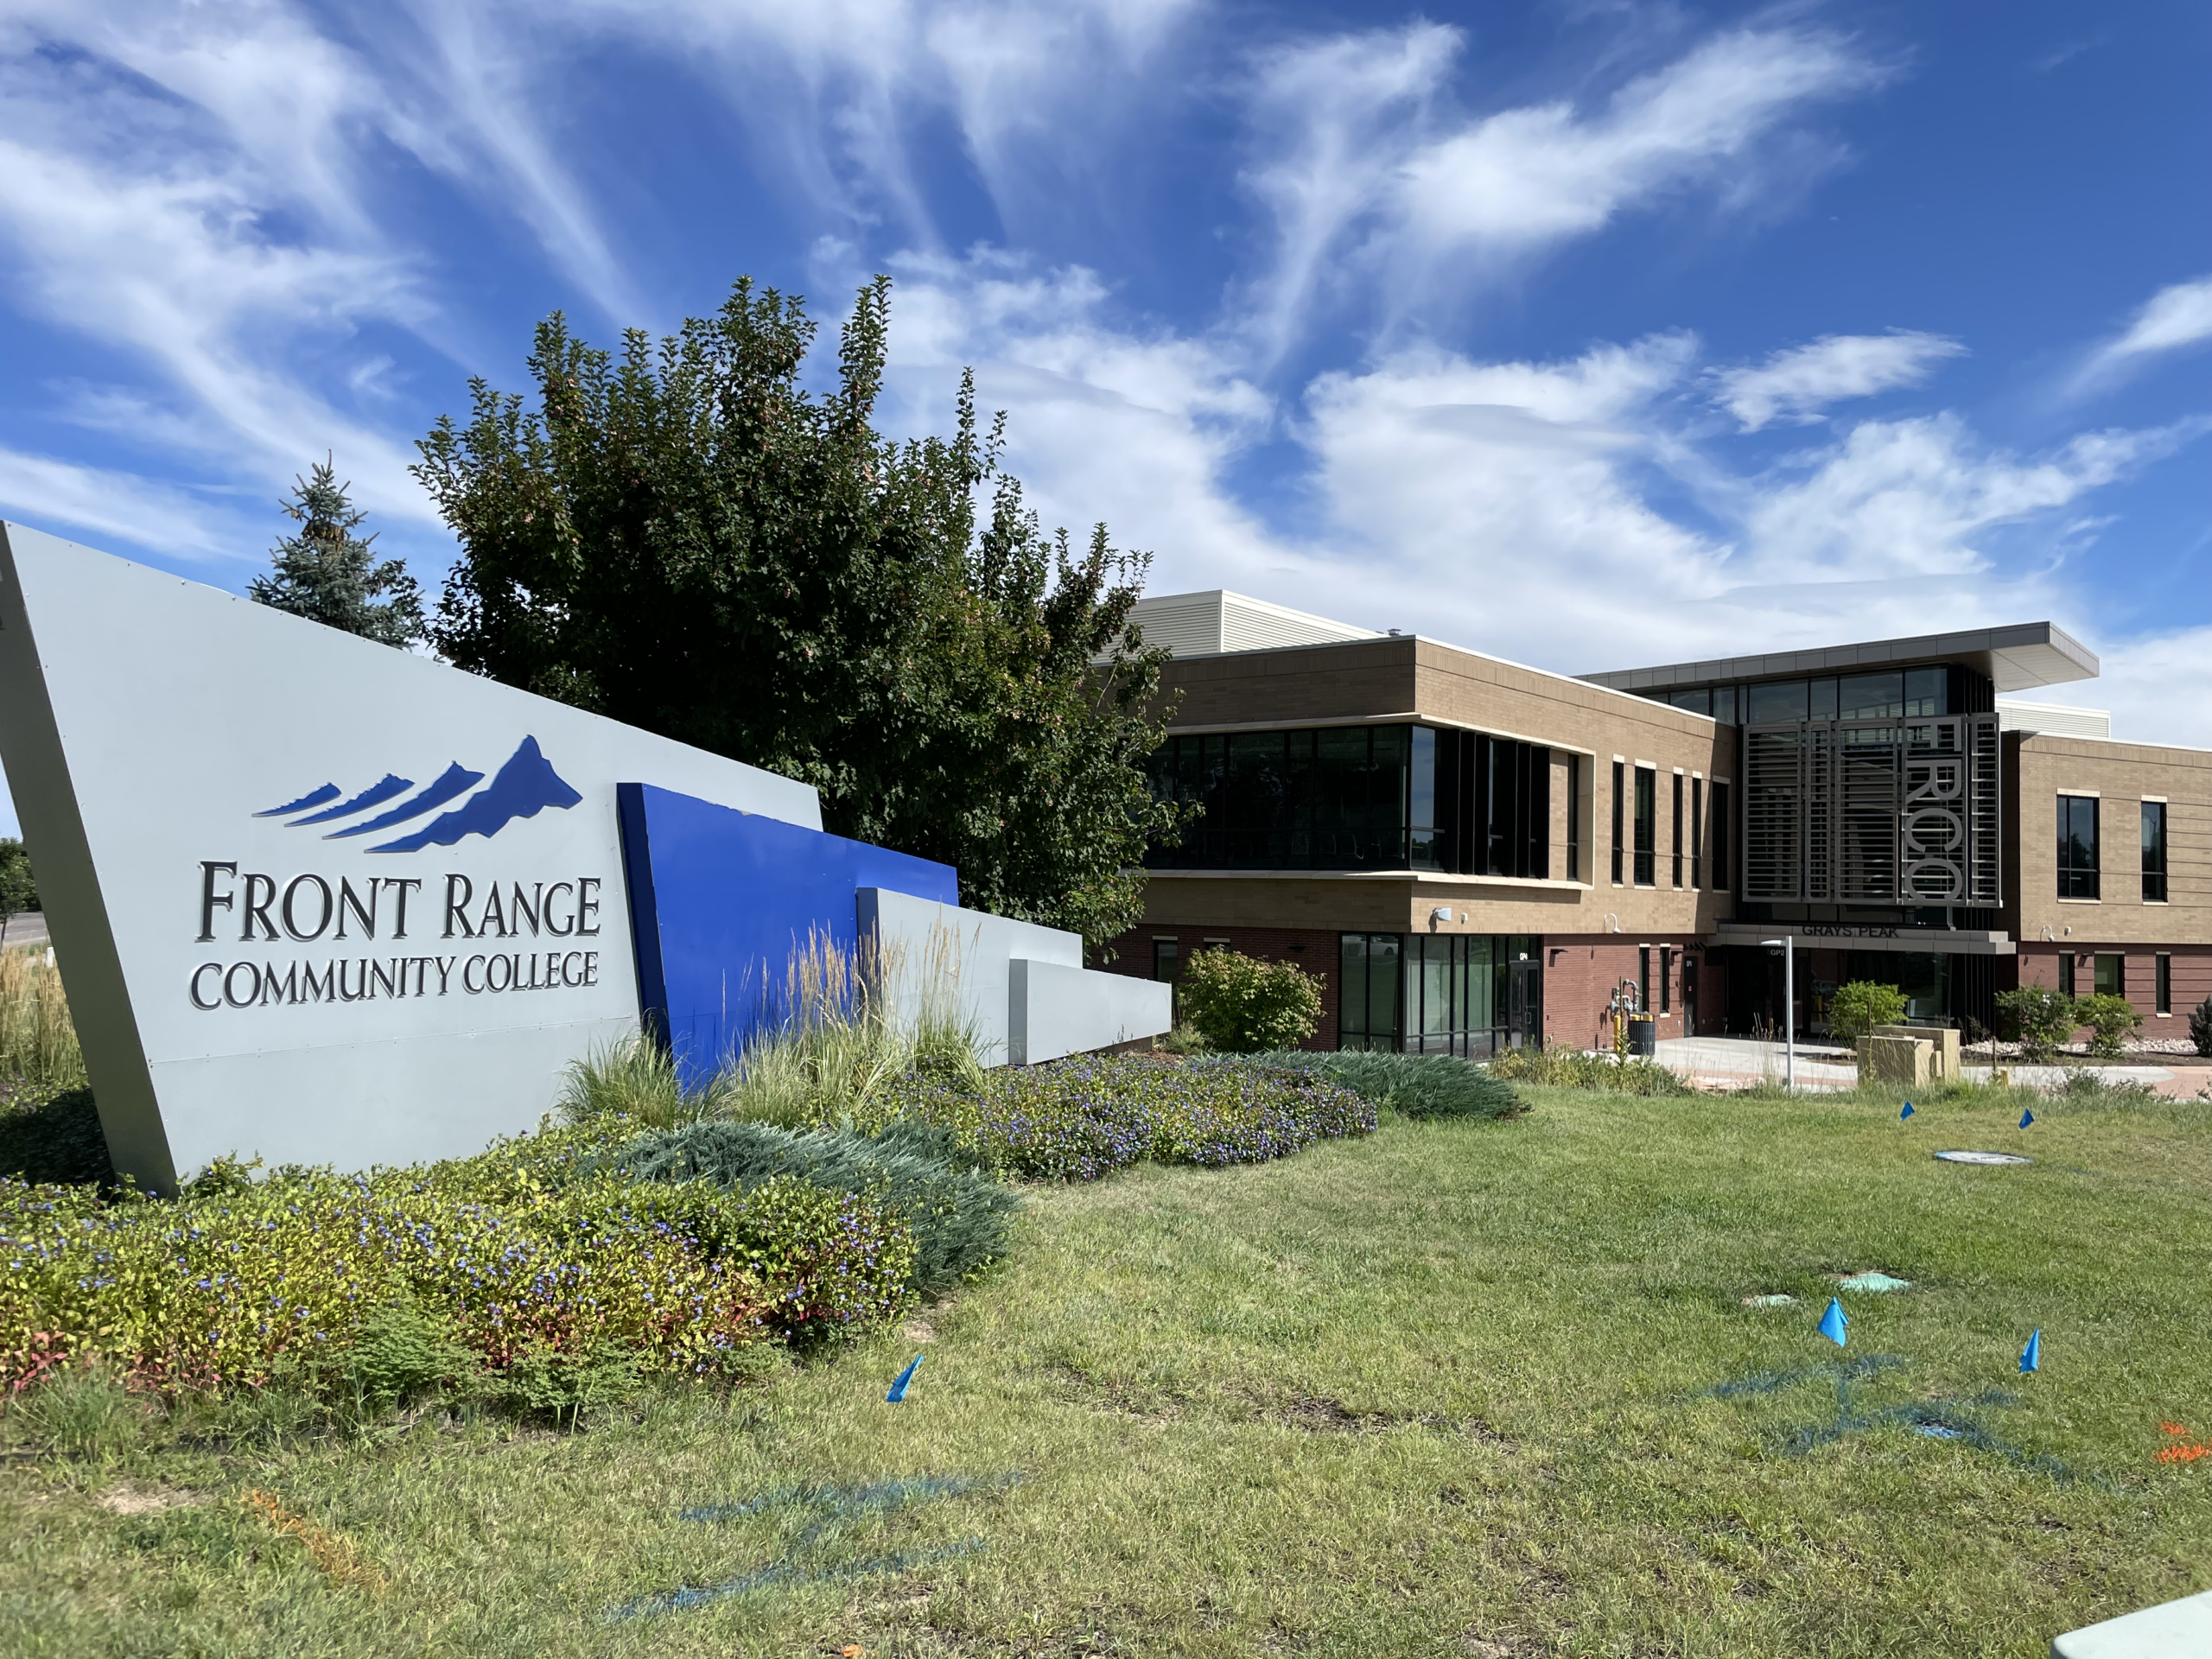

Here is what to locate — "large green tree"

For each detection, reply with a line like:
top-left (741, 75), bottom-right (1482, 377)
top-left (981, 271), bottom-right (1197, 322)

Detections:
top-left (250, 458), bottom-right (426, 648)
top-left (411, 276), bottom-right (1180, 946)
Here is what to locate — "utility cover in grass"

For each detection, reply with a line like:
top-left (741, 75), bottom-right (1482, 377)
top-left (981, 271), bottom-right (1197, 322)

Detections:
top-left (1743, 1294), bottom-right (1798, 1308)
top-left (1839, 1272), bottom-right (1913, 1293)
top-left (1935, 1150), bottom-right (2032, 1166)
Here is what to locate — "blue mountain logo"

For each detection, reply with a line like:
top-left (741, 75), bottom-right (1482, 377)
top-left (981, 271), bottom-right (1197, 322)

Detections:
top-left (254, 737), bottom-right (583, 853)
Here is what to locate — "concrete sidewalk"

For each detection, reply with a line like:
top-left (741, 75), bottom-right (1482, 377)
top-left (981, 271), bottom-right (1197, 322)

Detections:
top-left (1655, 1037), bottom-right (1859, 1089)
top-left (0, 911), bottom-right (47, 950)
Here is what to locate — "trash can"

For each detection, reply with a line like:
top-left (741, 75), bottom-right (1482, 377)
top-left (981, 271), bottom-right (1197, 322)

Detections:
top-left (1628, 1014), bottom-right (1656, 1057)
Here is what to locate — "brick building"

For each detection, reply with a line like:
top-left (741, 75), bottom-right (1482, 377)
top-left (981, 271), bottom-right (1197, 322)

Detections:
top-left (1100, 592), bottom-right (2209, 1053)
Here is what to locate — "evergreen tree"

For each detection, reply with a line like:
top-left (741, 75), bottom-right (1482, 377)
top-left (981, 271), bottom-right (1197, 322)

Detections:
top-left (412, 276), bottom-right (1184, 946)
top-left (249, 459), bottom-right (426, 648)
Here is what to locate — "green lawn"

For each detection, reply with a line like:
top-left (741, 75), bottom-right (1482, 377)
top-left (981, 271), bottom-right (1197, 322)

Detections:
top-left (6, 1084), bottom-right (2212, 1657)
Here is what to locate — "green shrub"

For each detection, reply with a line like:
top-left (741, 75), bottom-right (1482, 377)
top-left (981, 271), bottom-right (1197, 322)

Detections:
top-left (1175, 950), bottom-right (1323, 1053)
top-left (344, 1297), bottom-right (478, 1406)
top-left (1489, 1046), bottom-right (1695, 1097)
top-left (0, 1124), bottom-right (916, 1394)
top-left (1996, 984), bottom-right (2081, 1061)
top-left (2193, 995), bottom-right (2212, 1059)
top-left (599, 1119), bottom-right (1019, 1297)
top-left (1213, 1050), bottom-right (1525, 1121)
top-left (1156, 1025), bottom-right (1208, 1057)
top-left (1827, 982), bottom-right (1907, 1044)
top-left (0, 1084), bottom-right (111, 1186)
top-left (2075, 992), bottom-right (2143, 1060)
top-left (558, 1037), bottom-right (728, 1130)
top-left (905, 1055), bottom-right (1376, 1181)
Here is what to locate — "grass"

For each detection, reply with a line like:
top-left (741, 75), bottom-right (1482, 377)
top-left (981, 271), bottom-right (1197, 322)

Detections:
top-left (0, 944), bottom-right (83, 1097)
top-left (6, 1080), bottom-right (2211, 1656)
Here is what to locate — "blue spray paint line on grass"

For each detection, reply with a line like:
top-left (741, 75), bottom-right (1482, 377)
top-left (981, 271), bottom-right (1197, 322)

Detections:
top-left (680, 1472), bottom-right (1022, 1525)
top-left (1700, 1355), bottom-right (1909, 1400)
top-left (607, 1537), bottom-right (986, 1622)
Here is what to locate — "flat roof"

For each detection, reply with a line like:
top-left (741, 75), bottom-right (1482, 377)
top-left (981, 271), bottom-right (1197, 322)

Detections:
top-left (1579, 620), bottom-right (2099, 696)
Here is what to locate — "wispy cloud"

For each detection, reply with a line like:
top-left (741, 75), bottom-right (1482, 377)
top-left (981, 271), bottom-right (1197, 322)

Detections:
top-left (1240, 23), bottom-right (1891, 353)
top-left (1712, 330), bottom-right (1966, 430)
top-left (2082, 274), bottom-right (2212, 384)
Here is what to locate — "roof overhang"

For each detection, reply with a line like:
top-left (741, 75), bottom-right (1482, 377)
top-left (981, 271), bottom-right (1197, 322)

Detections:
top-left (1581, 621), bottom-right (2098, 696)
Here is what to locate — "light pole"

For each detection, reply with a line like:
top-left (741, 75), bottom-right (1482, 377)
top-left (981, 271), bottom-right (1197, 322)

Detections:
top-left (1761, 935), bottom-right (1795, 1090)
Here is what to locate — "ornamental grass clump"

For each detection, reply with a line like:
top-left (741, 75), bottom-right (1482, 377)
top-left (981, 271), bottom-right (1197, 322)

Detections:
top-left (1488, 1046), bottom-right (1694, 1097)
top-left (906, 1055), bottom-right (1375, 1182)
top-left (0, 1126), bottom-right (914, 1395)
top-left (0, 948), bottom-right (84, 1096)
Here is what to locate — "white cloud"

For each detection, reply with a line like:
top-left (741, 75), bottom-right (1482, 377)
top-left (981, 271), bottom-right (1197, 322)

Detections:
top-left (0, 448), bottom-right (238, 560)
top-left (1240, 23), bottom-right (1890, 348)
top-left (2083, 274), bottom-right (2212, 380)
top-left (2033, 627), bottom-right (2212, 751)
top-left (1713, 330), bottom-right (1965, 430)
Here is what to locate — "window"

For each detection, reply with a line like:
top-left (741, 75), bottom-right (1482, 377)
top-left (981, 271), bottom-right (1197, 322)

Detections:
top-left (2143, 801), bottom-right (2169, 903)
top-left (2156, 953), bottom-right (2172, 1015)
top-left (1408, 726), bottom-right (1440, 869)
top-left (1338, 933), bottom-right (1402, 1051)
top-left (1747, 681), bottom-right (1808, 723)
top-left (1633, 766), bottom-right (1656, 886)
top-left (1669, 687), bottom-right (1711, 715)
top-left (1637, 945), bottom-right (1651, 1014)
top-left (1659, 945), bottom-right (1673, 1014)
top-left (2094, 954), bottom-right (2125, 999)
top-left (1611, 761), bottom-right (1625, 885)
top-left (1691, 777), bottom-right (1705, 888)
top-left (1566, 755), bottom-right (1582, 881)
top-left (1670, 772), bottom-right (1684, 887)
top-left (1152, 938), bottom-right (1179, 982)
top-left (1711, 781), bottom-right (1730, 890)
top-left (2058, 796), bottom-right (2100, 899)
top-left (2058, 953), bottom-right (2076, 997)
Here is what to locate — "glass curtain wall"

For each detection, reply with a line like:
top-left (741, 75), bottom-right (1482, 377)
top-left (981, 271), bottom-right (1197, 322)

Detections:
top-left (1147, 725), bottom-right (1549, 874)
top-left (1339, 932), bottom-right (1538, 1055)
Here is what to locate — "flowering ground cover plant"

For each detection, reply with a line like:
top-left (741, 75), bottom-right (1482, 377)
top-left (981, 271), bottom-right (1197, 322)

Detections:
top-left (906, 1054), bottom-right (1376, 1181)
top-left (0, 1124), bottom-right (913, 1394)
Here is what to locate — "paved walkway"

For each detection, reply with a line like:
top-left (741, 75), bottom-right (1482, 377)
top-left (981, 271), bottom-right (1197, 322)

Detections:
top-left (0, 912), bottom-right (48, 950)
top-left (1655, 1036), bottom-right (1859, 1088)
top-left (1650, 1035), bottom-right (2201, 1098)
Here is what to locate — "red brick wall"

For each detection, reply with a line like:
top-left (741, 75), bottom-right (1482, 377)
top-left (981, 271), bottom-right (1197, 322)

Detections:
top-left (1541, 936), bottom-right (1713, 1050)
top-left (2016, 944), bottom-right (2212, 1036)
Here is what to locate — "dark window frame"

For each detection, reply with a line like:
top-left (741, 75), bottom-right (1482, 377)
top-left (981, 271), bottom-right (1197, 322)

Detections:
top-left (2057, 795), bottom-right (2100, 901)
top-left (2143, 800), bottom-right (2169, 904)
top-left (1711, 780), bottom-right (1730, 891)
top-left (1659, 945), bottom-right (1672, 1014)
top-left (1566, 754), bottom-right (1581, 882)
top-left (1637, 944), bottom-right (1651, 1014)
top-left (1611, 760), bottom-right (1625, 886)
top-left (2156, 952), bottom-right (2171, 1015)
top-left (1670, 772), bottom-right (1684, 888)
top-left (2058, 953), bottom-right (2076, 997)
top-left (1633, 766), bottom-right (1656, 887)
top-left (1152, 938), bottom-right (1179, 983)
top-left (1690, 776), bottom-right (1705, 889)
top-left (2094, 953), bottom-right (2125, 1000)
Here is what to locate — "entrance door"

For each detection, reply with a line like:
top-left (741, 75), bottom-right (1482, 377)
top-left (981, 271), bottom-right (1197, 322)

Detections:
top-left (1681, 957), bottom-right (1700, 1035)
top-left (1506, 957), bottom-right (1543, 1049)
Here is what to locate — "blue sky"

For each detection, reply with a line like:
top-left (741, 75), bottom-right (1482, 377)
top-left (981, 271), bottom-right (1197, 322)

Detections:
top-left (2, 1), bottom-right (2209, 840)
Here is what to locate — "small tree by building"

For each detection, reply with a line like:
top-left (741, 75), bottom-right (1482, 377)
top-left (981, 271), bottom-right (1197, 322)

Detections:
top-left (2075, 993), bottom-right (2144, 1060)
top-left (0, 837), bottom-right (37, 947)
top-left (1828, 981), bottom-right (1907, 1044)
top-left (249, 458), bottom-right (425, 648)
top-left (1176, 948), bottom-right (1324, 1052)
top-left (2190, 995), bottom-right (2212, 1058)
top-left (1996, 984), bottom-right (2081, 1062)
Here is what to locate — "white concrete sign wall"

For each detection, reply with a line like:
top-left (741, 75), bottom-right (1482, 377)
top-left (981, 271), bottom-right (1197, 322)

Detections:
top-left (0, 524), bottom-right (820, 1190)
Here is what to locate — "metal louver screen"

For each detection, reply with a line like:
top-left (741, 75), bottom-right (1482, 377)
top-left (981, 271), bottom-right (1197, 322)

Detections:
top-left (1740, 715), bottom-right (1999, 905)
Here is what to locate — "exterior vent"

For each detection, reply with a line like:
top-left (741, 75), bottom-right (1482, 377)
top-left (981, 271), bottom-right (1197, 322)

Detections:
top-left (1103, 590), bottom-right (1381, 662)
top-left (1996, 700), bottom-right (2111, 740)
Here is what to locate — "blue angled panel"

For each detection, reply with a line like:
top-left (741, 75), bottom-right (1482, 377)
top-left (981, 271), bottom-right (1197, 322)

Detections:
top-left (616, 782), bottom-right (959, 1086)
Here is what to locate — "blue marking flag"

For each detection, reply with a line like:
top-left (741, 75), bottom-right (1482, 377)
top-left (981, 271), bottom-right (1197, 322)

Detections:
top-left (1900, 1103), bottom-right (1915, 1119)
top-left (887, 1354), bottom-right (924, 1403)
top-left (2020, 1329), bottom-right (2041, 1374)
top-left (1818, 1298), bottom-right (1849, 1347)
top-left (2019, 1108), bottom-right (2036, 1129)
